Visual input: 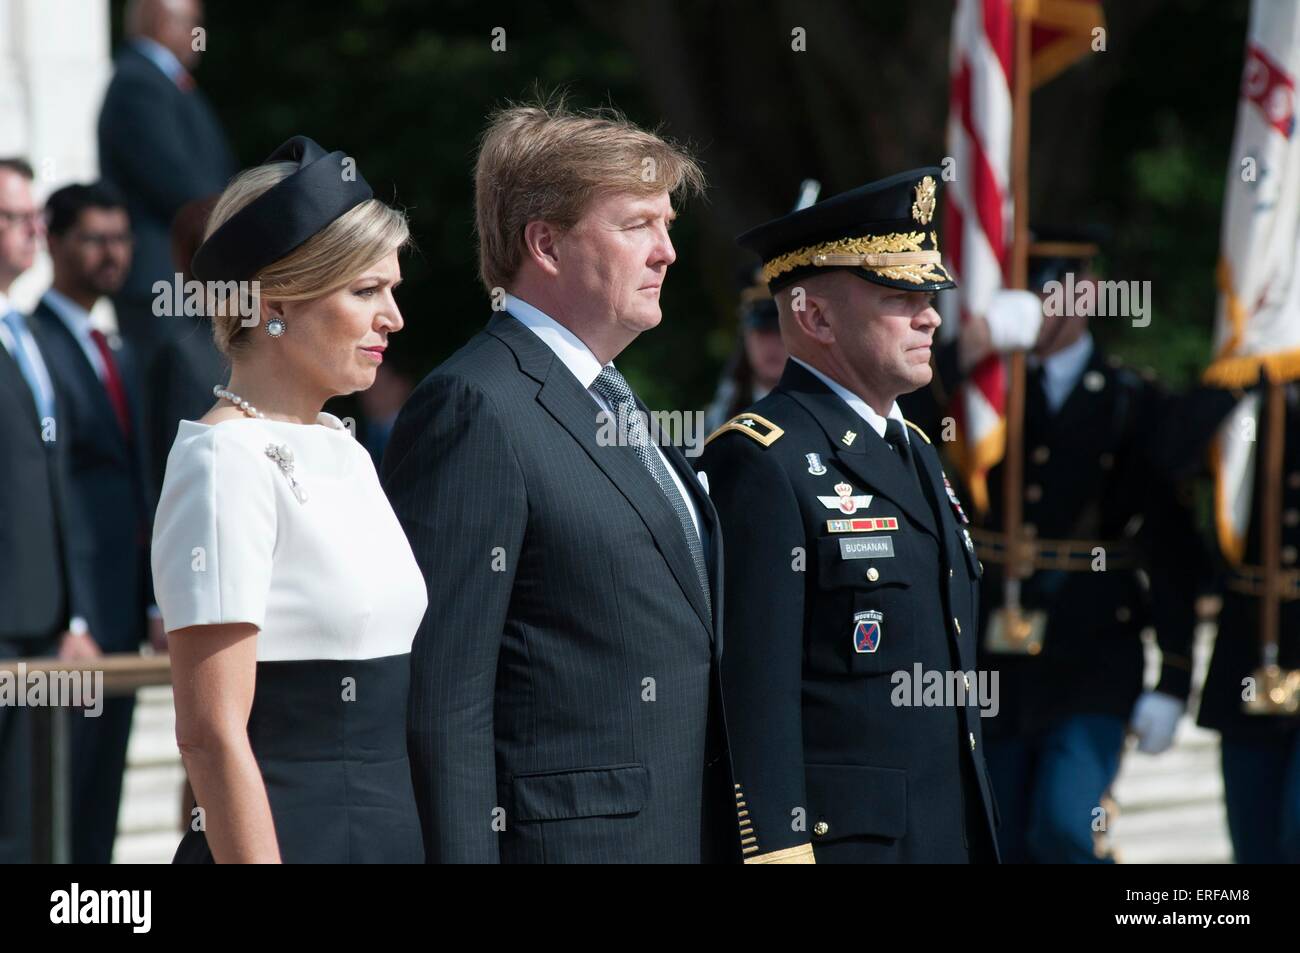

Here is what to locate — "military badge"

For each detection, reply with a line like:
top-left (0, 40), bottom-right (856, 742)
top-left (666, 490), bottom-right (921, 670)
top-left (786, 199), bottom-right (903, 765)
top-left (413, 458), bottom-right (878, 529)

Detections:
top-left (842, 430), bottom-right (857, 447)
top-left (826, 517), bottom-right (898, 533)
top-left (911, 175), bottom-right (937, 225)
top-left (943, 474), bottom-right (969, 524)
top-left (853, 610), bottom-right (883, 653)
top-left (805, 452), bottom-right (827, 476)
top-left (818, 482), bottom-right (872, 514)
top-left (839, 536), bottom-right (895, 559)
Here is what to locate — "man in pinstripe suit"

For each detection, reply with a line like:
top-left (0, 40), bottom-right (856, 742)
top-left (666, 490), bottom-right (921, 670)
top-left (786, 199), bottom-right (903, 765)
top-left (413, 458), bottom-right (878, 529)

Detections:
top-left (382, 101), bottom-right (738, 863)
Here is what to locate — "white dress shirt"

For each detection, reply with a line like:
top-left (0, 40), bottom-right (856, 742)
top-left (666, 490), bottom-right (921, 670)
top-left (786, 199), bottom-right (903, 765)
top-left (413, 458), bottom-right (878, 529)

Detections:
top-left (1029, 331), bottom-right (1094, 414)
top-left (0, 290), bottom-right (58, 415)
top-left (132, 37), bottom-right (186, 84)
top-left (505, 293), bottom-right (703, 539)
top-left (790, 356), bottom-right (908, 443)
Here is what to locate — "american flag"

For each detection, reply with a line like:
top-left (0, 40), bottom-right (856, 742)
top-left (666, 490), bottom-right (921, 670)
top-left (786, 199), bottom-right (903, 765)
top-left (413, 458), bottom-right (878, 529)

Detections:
top-left (944, 0), bottom-right (1014, 514)
top-left (944, 0), bottom-right (1104, 512)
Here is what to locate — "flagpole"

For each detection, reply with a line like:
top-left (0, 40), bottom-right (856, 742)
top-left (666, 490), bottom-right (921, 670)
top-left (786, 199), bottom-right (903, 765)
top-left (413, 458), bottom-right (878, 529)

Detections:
top-left (1003, 0), bottom-right (1035, 613)
top-left (1261, 378), bottom-right (1284, 667)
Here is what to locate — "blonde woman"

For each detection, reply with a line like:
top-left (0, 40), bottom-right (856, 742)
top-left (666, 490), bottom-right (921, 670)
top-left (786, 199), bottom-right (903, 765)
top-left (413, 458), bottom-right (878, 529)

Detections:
top-left (151, 137), bottom-right (427, 863)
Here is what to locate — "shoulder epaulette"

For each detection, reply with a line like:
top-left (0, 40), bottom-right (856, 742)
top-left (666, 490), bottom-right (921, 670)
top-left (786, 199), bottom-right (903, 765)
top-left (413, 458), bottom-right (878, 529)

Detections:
top-left (705, 413), bottom-right (784, 447)
top-left (904, 420), bottom-right (931, 445)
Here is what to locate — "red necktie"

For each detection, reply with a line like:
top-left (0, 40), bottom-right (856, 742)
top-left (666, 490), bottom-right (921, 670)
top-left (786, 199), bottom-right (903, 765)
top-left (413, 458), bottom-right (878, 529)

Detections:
top-left (89, 329), bottom-right (132, 438)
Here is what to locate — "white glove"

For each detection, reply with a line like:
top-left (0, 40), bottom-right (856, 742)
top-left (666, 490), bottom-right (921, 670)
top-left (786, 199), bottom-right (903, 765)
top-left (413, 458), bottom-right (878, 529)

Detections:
top-left (984, 289), bottom-right (1043, 352)
top-left (1129, 691), bottom-right (1184, 754)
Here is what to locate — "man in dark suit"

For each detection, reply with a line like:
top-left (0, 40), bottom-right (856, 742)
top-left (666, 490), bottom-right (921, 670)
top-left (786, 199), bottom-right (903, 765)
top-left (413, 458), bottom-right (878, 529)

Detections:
top-left (145, 195), bottom-right (226, 497)
top-left (98, 0), bottom-right (235, 368)
top-left (382, 102), bottom-right (735, 863)
top-left (0, 159), bottom-right (94, 863)
top-left (698, 169), bottom-right (998, 863)
top-left (30, 182), bottom-right (161, 864)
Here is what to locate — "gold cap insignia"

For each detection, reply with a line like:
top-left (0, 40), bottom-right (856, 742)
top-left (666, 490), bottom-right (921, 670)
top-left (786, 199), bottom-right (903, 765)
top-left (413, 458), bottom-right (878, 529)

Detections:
top-left (912, 175), bottom-right (937, 225)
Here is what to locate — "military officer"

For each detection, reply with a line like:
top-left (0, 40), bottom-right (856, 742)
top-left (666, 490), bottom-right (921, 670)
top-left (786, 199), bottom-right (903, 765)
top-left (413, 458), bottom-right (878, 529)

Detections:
top-left (899, 230), bottom-right (1205, 863)
top-left (699, 168), bottom-right (999, 863)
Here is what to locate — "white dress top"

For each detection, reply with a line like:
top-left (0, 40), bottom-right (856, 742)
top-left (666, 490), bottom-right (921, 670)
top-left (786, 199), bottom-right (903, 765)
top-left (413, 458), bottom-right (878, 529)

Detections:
top-left (151, 412), bottom-right (428, 662)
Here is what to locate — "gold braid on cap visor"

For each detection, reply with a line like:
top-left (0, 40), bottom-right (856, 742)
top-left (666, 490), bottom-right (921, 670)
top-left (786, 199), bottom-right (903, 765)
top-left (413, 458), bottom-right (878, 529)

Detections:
top-left (760, 230), bottom-right (952, 286)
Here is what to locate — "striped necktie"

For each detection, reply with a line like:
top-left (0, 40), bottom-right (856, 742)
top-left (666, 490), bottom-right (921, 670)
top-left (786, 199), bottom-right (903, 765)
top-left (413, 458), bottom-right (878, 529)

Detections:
top-left (591, 364), bottom-right (711, 615)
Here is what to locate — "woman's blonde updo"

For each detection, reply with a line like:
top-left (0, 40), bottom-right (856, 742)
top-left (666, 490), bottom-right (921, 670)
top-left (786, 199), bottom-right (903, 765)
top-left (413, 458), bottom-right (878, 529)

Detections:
top-left (203, 161), bottom-right (410, 356)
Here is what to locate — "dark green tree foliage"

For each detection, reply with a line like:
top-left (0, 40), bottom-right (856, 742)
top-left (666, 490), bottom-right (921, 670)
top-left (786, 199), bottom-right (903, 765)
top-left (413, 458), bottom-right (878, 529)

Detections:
top-left (110, 0), bottom-right (1249, 408)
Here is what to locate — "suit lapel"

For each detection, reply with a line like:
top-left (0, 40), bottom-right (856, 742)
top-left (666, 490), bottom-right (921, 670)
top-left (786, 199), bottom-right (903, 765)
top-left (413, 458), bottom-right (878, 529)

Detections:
top-left (31, 302), bottom-right (130, 464)
top-left (660, 439), bottom-right (723, 648)
top-left (0, 338), bottom-right (45, 437)
top-left (488, 314), bottom-right (715, 637)
top-left (780, 361), bottom-right (939, 540)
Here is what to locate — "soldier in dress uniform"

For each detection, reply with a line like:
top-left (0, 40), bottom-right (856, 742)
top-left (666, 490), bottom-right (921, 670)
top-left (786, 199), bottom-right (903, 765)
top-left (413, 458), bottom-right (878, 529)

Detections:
top-left (1191, 383), bottom-right (1300, 863)
top-left (698, 168), bottom-right (999, 863)
top-left (899, 229), bottom-right (1205, 863)
top-left (703, 268), bottom-right (788, 433)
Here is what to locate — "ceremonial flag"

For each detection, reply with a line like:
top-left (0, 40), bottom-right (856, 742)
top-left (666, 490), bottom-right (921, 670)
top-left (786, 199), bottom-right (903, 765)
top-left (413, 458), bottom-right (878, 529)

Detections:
top-left (1205, 0), bottom-right (1300, 563)
top-left (945, 0), bottom-right (1103, 512)
top-left (945, 0), bottom-right (1013, 512)
top-left (1029, 0), bottom-right (1105, 89)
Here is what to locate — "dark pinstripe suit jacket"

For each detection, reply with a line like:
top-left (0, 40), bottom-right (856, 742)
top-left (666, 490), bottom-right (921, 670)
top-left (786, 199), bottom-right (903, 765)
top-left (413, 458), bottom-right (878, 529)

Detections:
top-left (30, 301), bottom-right (153, 653)
top-left (0, 324), bottom-right (89, 642)
top-left (382, 313), bottom-right (737, 864)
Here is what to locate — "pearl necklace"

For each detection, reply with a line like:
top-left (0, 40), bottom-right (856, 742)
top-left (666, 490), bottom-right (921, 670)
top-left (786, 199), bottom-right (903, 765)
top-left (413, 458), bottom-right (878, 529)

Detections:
top-left (213, 384), bottom-right (266, 419)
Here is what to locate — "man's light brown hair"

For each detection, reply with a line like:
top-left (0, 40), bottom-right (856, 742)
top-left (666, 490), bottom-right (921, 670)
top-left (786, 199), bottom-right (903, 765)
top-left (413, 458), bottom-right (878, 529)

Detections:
top-left (473, 96), bottom-right (705, 292)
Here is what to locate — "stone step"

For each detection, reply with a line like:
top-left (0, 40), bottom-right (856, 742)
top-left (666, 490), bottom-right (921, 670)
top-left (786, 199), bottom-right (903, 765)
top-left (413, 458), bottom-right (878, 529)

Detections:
top-left (117, 763), bottom-right (186, 834)
top-left (1110, 801), bottom-right (1233, 864)
top-left (113, 829), bottom-right (182, 865)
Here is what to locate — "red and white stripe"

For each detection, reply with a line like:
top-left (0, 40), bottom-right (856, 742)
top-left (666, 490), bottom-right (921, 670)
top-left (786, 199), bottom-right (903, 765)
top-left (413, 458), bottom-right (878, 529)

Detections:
top-left (945, 0), bottom-right (1015, 510)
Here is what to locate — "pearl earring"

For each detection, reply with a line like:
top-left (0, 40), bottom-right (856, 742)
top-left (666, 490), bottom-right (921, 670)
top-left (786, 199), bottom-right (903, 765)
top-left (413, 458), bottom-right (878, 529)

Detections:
top-left (265, 317), bottom-right (287, 337)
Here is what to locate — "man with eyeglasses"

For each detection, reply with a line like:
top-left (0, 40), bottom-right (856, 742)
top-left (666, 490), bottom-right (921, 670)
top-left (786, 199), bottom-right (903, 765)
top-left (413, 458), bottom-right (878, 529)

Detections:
top-left (29, 182), bottom-right (161, 864)
top-left (0, 159), bottom-right (96, 862)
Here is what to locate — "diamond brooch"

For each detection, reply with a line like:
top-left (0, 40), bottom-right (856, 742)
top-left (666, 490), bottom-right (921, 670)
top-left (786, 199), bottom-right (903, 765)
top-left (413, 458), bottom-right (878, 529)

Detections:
top-left (265, 443), bottom-right (308, 503)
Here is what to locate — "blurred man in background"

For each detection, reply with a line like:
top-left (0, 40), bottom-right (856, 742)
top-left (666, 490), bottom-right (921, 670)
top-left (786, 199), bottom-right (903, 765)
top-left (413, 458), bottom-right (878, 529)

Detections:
top-left (357, 364), bottom-right (415, 469)
top-left (98, 0), bottom-right (235, 371)
top-left (0, 159), bottom-right (93, 863)
top-left (704, 269), bottom-right (788, 433)
top-left (145, 195), bottom-right (226, 495)
top-left (30, 183), bottom-right (160, 864)
top-left (901, 232), bottom-right (1205, 863)
top-left (1191, 389), bottom-right (1300, 863)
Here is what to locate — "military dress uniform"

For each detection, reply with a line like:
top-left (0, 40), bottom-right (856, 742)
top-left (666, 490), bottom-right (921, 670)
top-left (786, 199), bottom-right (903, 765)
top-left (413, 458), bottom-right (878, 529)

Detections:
top-left (1196, 384), bottom-right (1300, 863)
top-left (699, 169), bottom-right (999, 863)
top-left (965, 346), bottom-right (1201, 863)
top-left (898, 234), bottom-right (1204, 863)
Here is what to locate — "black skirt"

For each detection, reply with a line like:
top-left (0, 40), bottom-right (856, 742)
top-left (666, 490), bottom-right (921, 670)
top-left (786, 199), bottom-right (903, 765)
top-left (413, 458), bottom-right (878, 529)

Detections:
top-left (175, 653), bottom-right (423, 863)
